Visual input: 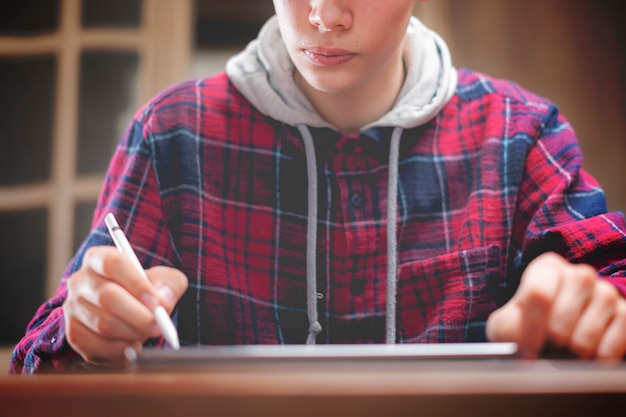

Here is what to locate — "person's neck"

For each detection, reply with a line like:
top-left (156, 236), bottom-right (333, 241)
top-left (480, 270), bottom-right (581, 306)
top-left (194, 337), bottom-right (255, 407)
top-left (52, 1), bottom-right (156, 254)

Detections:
top-left (296, 51), bottom-right (406, 135)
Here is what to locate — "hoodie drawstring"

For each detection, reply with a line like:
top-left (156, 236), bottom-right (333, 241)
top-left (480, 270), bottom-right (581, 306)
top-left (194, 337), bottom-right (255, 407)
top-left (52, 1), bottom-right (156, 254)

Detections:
top-left (298, 124), bottom-right (404, 345)
top-left (385, 126), bottom-right (404, 344)
top-left (298, 125), bottom-right (323, 344)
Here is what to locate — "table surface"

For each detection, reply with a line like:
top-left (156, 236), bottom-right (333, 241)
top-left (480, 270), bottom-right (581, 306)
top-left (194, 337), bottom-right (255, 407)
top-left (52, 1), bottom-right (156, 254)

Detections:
top-left (2, 359), bottom-right (626, 417)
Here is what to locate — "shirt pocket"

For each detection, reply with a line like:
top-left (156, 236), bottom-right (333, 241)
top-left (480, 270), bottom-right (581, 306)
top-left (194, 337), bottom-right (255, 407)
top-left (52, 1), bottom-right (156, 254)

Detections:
top-left (396, 244), bottom-right (501, 343)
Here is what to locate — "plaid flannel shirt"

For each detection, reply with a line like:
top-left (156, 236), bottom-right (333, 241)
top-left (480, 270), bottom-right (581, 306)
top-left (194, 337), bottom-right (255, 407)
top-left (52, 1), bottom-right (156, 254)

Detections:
top-left (10, 68), bottom-right (626, 373)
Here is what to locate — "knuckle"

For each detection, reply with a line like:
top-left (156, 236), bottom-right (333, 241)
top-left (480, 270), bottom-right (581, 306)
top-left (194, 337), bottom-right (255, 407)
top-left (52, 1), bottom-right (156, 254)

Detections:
top-left (83, 246), bottom-right (124, 278)
top-left (66, 271), bottom-right (82, 293)
top-left (94, 315), bottom-right (115, 336)
top-left (62, 299), bottom-right (76, 318)
top-left (82, 246), bottom-right (99, 269)
top-left (523, 285), bottom-right (553, 310)
top-left (101, 252), bottom-right (124, 277)
top-left (97, 283), bottom-right (119, 310)
top-left (594, 281), bottom-right (619, 308)
top-left (93, 315), bottom-right (112, 336)
top-left (570, 265), bottom-right (596, 289)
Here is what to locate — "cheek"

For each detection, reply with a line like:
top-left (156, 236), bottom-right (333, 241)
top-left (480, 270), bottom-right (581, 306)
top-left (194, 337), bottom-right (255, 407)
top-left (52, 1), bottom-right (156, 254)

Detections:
top-left (370, 9), bottom-right (412, 51)
top-left (359, 25), bottom-right (405, 68)
top-left (274, 0), bottom-right (304, 24)
top-left (274, 3), bottom-right (307, 47)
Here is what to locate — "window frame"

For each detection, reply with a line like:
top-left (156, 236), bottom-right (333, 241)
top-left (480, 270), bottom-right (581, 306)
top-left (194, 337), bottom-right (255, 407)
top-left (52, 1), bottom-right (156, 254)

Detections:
top-left (0, 0), bottom-right (192, 299)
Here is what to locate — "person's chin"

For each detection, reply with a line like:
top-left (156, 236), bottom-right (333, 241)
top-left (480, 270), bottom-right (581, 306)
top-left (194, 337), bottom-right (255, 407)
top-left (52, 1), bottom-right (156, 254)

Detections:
top-left (298, 69), bottom-right (359, 95)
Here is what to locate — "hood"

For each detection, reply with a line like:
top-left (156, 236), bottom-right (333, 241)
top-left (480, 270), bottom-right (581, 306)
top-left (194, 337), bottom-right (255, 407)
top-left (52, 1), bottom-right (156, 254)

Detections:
top-left (226, 15), bottom-right (457, 131)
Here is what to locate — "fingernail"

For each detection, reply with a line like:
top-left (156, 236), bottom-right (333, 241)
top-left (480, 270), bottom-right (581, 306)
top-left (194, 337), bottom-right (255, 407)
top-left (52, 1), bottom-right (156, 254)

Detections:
top-left (124, 346), bottom-right (138, 362)
top-left (141, 293), bottom-right (159, 310)
top-left (157, 285), bottom-right (176, 306)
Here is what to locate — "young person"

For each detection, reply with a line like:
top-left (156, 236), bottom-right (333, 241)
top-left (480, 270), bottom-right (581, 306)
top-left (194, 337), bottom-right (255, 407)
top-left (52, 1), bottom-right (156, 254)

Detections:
top-left (10, 0), bottom-right (626, 374)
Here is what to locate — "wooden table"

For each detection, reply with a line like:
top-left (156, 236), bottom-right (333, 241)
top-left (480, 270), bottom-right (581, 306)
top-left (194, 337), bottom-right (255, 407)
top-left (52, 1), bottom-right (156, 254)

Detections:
top-left (2, 360), bottom-right (626, 417)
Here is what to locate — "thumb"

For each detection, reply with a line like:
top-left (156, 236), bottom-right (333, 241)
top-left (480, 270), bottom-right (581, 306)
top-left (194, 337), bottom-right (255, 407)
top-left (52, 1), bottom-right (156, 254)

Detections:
top-left (146, 266), bottom-right (188, 313)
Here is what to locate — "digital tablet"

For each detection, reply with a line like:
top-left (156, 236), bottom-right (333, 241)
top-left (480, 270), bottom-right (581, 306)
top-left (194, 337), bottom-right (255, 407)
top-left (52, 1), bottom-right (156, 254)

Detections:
top-left (137, 342), bottom-right (518, 366)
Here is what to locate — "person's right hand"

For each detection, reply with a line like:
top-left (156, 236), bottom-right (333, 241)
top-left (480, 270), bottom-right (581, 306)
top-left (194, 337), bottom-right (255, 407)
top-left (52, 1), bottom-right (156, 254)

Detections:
top-left (63, 246), bottom-right (188, 367)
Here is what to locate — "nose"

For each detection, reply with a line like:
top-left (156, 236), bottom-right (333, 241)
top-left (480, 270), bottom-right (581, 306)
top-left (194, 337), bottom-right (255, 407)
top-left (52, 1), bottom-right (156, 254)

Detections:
top-left (309, 0), bottom-right (353, 33)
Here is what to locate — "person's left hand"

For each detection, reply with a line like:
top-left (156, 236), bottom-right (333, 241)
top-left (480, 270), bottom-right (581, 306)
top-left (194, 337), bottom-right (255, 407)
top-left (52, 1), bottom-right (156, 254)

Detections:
top-left (486, 252), bottom-right (626, 359)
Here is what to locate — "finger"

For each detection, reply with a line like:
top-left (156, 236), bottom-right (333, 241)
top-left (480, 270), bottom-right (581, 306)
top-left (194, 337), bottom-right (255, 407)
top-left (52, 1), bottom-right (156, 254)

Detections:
top-left (596, 300), bottom-right (626, 360)
top-left (147, 266), bottom-right (189, 313)
top-left (568, 279), bottom-right (619, 358)
top-left (73, 260), bottom-right (160, 337)
top-left (485, 303), bottom-right (524, 343)
top-left (70, 292), bottom-right (159, 341)
top-left (82, 246), bottom-right (161, 310)
top-left (546, 263), bottom-right (597, 347)
top-left (510, 253), bottom-right (564, 357)
top-left (487, 253), bottom-right (563, 358)
top-left (514, 253), bottom-right (564, 306)
top-left (65, 312), bottom-right (143, 367)
top-left (486, 294), bottom-right (553, 359)
top-left (510, 302), bottom-right (553, 358)
top-left (88, 278), bottom-right (159, 337)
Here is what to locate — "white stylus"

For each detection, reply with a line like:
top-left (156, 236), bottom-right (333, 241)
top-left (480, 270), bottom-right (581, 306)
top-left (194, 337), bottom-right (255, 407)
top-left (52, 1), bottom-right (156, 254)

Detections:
top-left (104, 213), bottom-right (180, 350)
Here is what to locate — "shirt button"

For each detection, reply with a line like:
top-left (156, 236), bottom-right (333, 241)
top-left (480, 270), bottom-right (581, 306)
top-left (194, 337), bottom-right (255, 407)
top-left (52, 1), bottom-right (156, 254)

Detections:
top-left (350, 192), bottom-right (364, 208)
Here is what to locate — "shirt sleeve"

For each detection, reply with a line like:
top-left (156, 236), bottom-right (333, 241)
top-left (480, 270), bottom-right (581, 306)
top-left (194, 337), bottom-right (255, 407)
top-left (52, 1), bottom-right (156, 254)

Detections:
top-left (9, 110), bottom-right (174, 374)
top-left (512, 105), bottom-right (626, 295)
top-left (8, 294), bottom-right (85, 374)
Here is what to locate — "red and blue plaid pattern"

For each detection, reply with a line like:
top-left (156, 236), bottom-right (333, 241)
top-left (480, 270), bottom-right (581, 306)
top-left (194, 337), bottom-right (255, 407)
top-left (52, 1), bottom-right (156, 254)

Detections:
top-left (10, 69), bottom-right (626, 373)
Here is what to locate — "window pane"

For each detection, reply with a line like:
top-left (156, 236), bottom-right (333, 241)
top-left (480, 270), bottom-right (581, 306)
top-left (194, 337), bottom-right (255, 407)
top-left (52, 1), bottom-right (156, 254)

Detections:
top-left (77, 50), bottom-right (139, 175)
top-left (0, 209), bottom-right (47, 345)
top-left (0, 55), bottom-right (55, 186)
top-left (0, 0), bottom-right (60, 35)
top-left (195, 0), bottom-right (273, 46)
top-left (74, 201), bottom-right (97, 252)
top-left (81, 0), bottom-right (141, 28)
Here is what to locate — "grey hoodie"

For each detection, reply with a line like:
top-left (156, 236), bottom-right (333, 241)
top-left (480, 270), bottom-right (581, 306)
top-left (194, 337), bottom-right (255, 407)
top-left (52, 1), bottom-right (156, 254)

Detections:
top-left (226, 15), bottom-right (457, 344)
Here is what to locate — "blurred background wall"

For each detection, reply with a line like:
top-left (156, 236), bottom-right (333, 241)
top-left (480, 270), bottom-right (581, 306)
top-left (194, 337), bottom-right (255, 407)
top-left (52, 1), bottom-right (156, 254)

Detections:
top-left (0, 0), bottom-right (624, 364)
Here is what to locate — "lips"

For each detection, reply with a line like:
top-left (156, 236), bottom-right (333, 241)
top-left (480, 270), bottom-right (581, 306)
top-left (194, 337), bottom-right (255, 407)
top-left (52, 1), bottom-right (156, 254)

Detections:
top-left (303, 46), bottom-right (356, 66)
